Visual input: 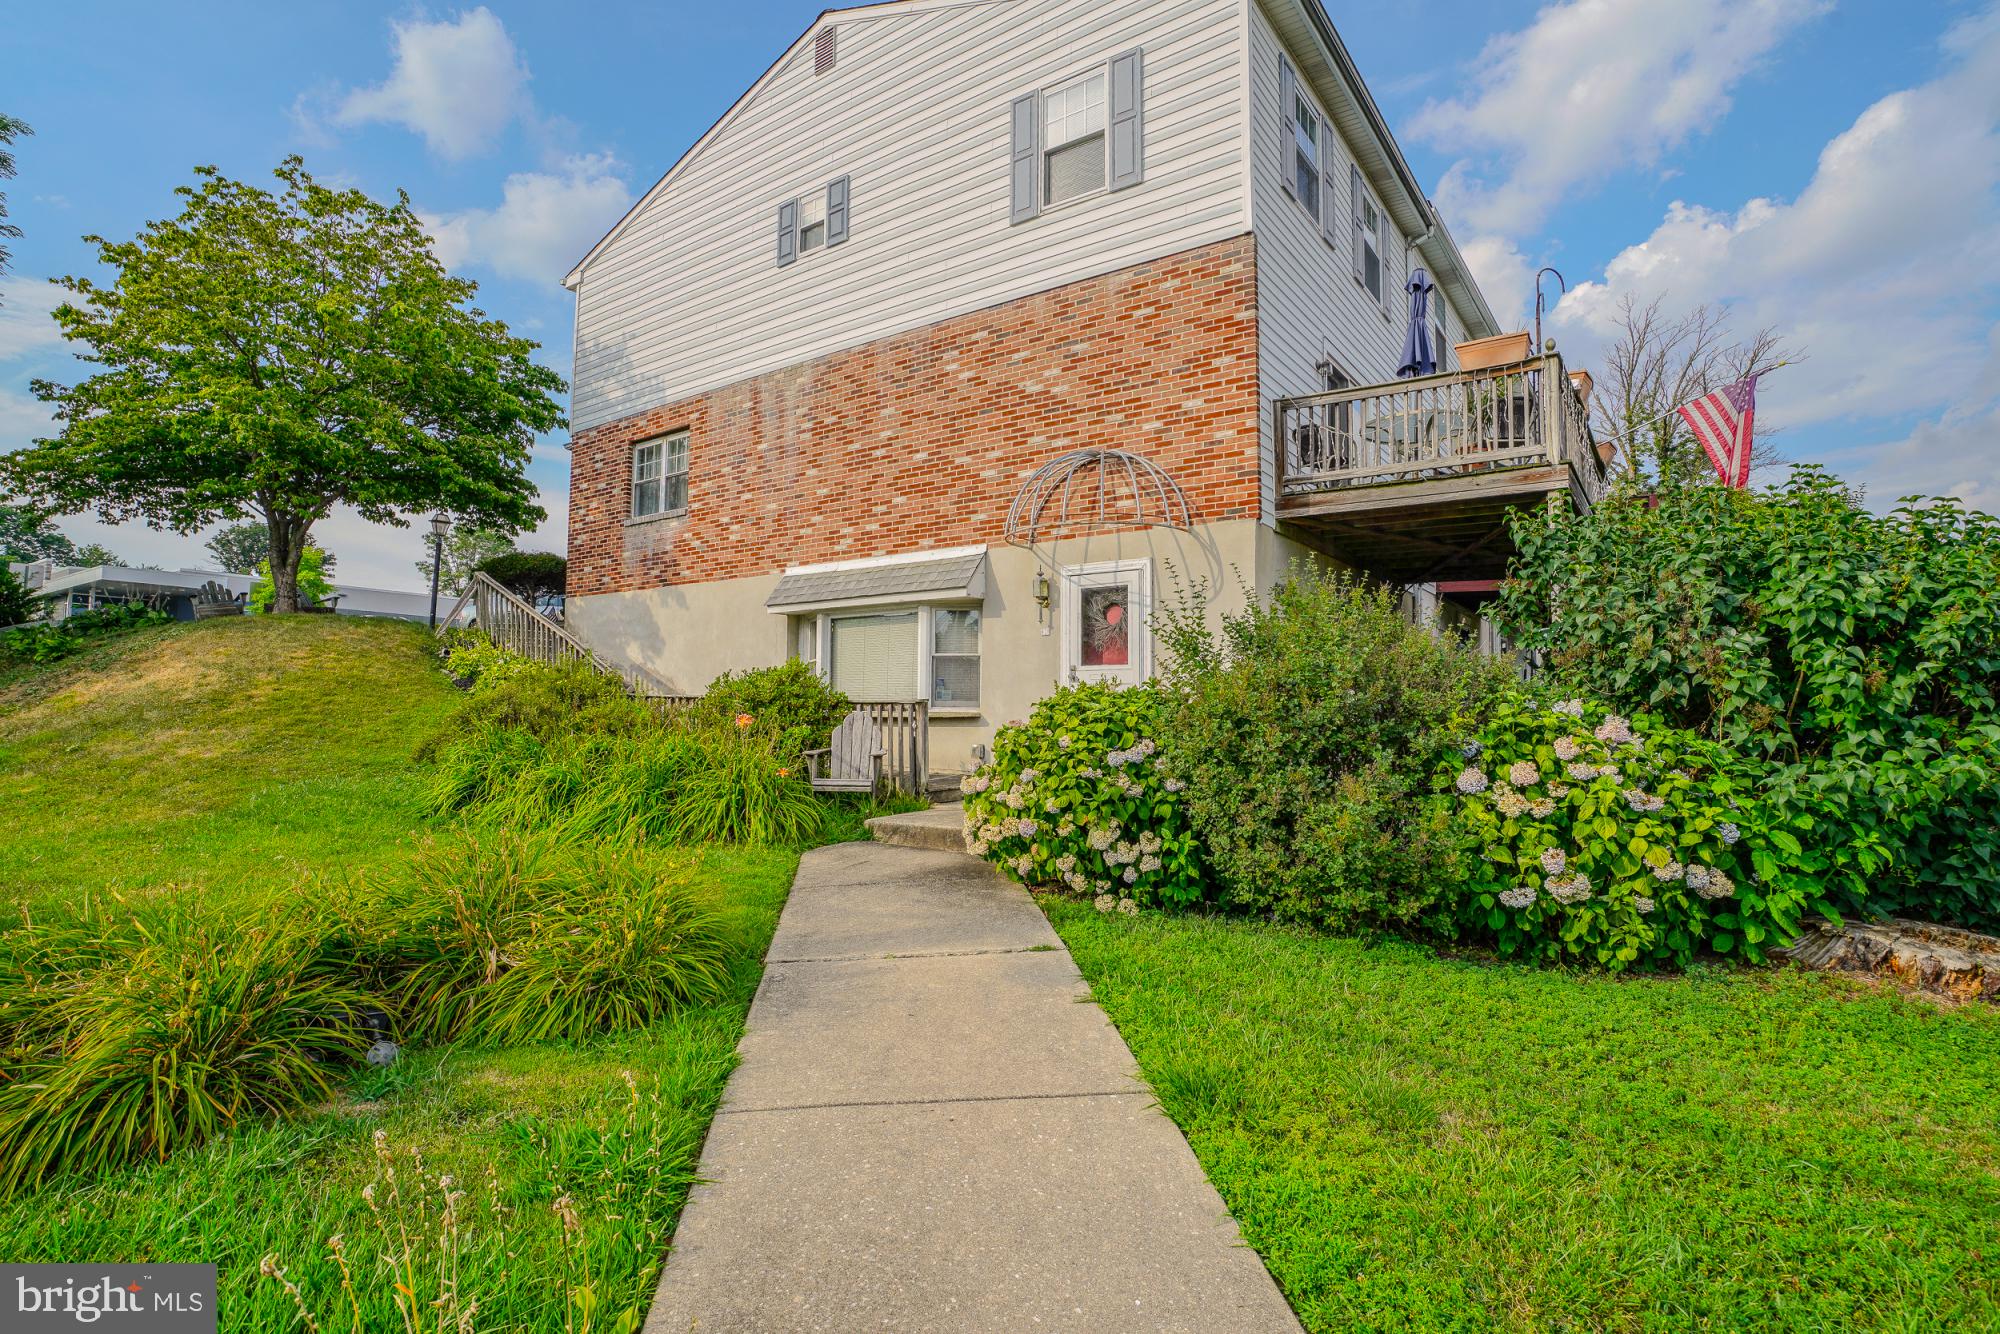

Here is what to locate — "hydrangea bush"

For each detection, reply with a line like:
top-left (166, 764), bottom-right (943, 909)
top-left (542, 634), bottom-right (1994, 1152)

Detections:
top-left (961, 682), bottom-right (1201, 910)
top-left (1448, 693), bottom-right (1821, 971)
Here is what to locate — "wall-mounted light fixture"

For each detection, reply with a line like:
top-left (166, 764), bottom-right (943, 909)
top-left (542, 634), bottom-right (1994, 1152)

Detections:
top-left (1033, 567), bottom-right (1053, 636)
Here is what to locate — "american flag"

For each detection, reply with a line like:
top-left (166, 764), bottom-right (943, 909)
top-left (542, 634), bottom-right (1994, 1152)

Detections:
top-left (1676, 374), bottom-right (1760, 489)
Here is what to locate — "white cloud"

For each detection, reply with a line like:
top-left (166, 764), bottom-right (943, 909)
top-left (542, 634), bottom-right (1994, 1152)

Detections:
top-left (332, 8), bottom-right (530, 160)
top-left (1554, 9), bottom-right (2000, 455)
top-left (423, 154), bottom-right (632, 283)
top-left (1413, 0), bottom-right (1828, 238)
top-left (0, 385), bottom-right (55, 446)
top-left (0, 281), bottom-right (67, 361)
top-left (1456, 235), bottom-right (1536, 330)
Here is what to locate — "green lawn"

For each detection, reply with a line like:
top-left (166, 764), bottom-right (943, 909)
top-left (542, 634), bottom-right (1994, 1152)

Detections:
top-left (0, 617), bottom-right (803, 1328)
top-left (1047, 901), bottom-right (2000, 1333)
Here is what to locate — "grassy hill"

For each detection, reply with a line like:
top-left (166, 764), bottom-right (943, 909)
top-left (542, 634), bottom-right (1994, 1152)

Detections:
top-left (0, 614), bottom-right (798, 1329)
top-left (0, 616), bottom-right (461, 905)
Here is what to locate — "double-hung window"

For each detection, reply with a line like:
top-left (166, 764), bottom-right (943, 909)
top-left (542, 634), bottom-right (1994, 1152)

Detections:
top-left (1042, 72), bottom-right (1107, 206)
top-left (930, 608), bottom-right (981, 709)
top-left (792, 605), bottom-right (982, 710)
top-left (1352, 165), bottom-right (1390, 311)
top-left (775, 176), bottom-right (850, 266)
top-left (1291, 91), bottom-right (1321, 220)
top-left (1009, 50), bottom-right (1144, 223)
top-left (630, 431), bottom-right (688, 519)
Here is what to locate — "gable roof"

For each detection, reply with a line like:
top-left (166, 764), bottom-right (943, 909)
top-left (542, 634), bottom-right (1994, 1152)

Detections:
top-left (562, 0), bottom-right (1497, 335)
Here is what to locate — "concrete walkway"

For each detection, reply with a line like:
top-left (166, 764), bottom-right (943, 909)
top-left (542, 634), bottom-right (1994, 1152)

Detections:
top-left (643, 839), bottom-right (1301, 1333)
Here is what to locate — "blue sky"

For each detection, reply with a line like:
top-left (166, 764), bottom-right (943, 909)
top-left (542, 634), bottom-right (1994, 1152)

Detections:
top-left (3, 0), bottom-right (1994, 590)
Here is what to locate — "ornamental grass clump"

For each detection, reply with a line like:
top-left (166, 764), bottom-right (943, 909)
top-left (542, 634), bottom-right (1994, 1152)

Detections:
top-left (961, 681), bottom-right (1202, 908)
top-left (665, 719), bottom-right (824, 846)
top-left (0, 911), bottom-right (375, 1197)
top-left (358, 831), bottom-right (734, 1045)
top-left (1448, 692), bottom-right (1821, 971)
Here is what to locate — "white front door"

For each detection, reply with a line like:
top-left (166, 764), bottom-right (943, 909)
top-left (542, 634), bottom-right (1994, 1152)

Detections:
top-left (1061, 560), bottom-right (1151, 689)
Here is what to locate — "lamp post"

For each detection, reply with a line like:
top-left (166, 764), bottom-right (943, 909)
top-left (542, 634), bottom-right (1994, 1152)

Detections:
top-left (427, 515), bottom-right (450, 629)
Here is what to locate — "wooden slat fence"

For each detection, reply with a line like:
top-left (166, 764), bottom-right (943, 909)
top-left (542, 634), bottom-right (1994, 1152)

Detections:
top-left (440, 574), bottom-right (932, 794)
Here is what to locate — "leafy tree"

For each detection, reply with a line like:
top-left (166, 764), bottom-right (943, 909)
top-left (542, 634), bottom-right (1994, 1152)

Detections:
top-left (205, 521), bottom-right (264, 575)
top-left (250, 546), bottom-right (334, 613)
top-left (1, 158), bottom-right (563, 612)
top-left (0, 113), bottom-right (28, 301)
top-left (416, 525), bottom-right (514, 596)
top-left (474, 550), bottom-right (565, 603)
top-left (0, 565), bottom-right (36, 626)
top-left (1590, 294), bottom-right (1794, 486)
top-left (0, 505), bottom-right (122, 567)
top-left (1496, 467), bottom-right (2000, 930)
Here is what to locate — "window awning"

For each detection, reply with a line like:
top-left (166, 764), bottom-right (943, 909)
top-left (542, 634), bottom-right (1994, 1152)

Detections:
top-left (766, 550), bottom-right (986, 613)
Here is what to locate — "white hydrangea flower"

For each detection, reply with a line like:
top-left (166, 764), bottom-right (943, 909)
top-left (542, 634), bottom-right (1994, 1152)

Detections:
top-left (1017, 819), bottom-right (1038, 838)
top-left (1652, 859), bottom-right (1684, 883)
top-left (1552, 736), bottom-right (1582, 762)
top-left (1122, 866), bottom-right (1138, 884)
top-left (1499, 885), bottom-right (1537, 909)
top-left (1139, 854), bottom-right (1162, 873)
top-left (1116, 897), bottom-right (1139, 916)
top-left (1163, 778), bottom-right (1186, 793)
top-left (1552, 699), bottom-right (1585, 717)
top-left (1565, 762), bottom-right (1599, 782)
top-left (1594, 715), bottom-right (1634, 744)
top-left (1455, 767), bottom-right (1490, 795)
top-left (1508, 761), bottom-right (1542, 787)
top-left (1718, 822), bottom-right (1741, 845)
top-left (1058, 736), bottom-right (1072, 748)
top-left (1530, 798), bottom-right (1557, 819)
top-left (1495, 790), bottom-right (1530, 818)
top-left (1094, 893), bottom-right (1117, 913)
top-left (1633, 896), bottom-right (1656, 914)
top-left (1539, 847), bottom-right (1567, 875)
top-left (1683, 864), bottom-right (1712, 891)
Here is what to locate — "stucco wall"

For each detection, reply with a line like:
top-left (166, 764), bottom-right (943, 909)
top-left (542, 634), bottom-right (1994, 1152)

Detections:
top-left (568, 518), bottom-right (1274, 772)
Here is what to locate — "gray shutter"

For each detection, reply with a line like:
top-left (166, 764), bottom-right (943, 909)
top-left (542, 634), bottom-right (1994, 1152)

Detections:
top-left (1279, 55), bottom-right (1297, 200)
top-left (1317, 120), bottom-right (1339, 248)
top-left (777, 197), bottom-right (798, 267)
top-left (1108, 48), bottom-right (1145, 191)
top-left (826, 175), bottom-right (850, 246)
top-left (1349, 165), bottom-right (1364, 285)
top-left (1010, 93), bottom-right (1041, 224)
top-left (1378, 205), bottom-right (1393, 311)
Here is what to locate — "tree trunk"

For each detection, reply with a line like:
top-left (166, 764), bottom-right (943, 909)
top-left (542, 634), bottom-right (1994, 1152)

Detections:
top-left (265, 511), bottom-right (309, 614)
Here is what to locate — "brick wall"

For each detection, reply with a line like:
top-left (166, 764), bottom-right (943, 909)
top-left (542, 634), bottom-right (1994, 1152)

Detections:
top-left (567, 234), bottom-right (1261, 597)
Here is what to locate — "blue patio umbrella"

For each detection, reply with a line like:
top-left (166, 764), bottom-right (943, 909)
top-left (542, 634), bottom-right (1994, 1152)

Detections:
top-left (1397, 267), bottom-right (1438, 378)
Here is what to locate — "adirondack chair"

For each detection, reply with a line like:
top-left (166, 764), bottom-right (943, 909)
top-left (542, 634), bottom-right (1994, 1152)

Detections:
top-left (191, 580), bottom-right (245, 619)
top-left (804, 708), bottom-right (888, 796)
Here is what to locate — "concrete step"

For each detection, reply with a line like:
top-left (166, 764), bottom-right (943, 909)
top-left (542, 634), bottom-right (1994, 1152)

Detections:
top-left (866, 802), bottom-right (970, 854)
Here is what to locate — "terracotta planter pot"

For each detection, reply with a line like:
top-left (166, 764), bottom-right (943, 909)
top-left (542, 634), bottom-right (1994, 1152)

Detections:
top-left (1568, 369), bottom-right (1593, 402)
top-left (1454, 331), bottom-right (1533, 371)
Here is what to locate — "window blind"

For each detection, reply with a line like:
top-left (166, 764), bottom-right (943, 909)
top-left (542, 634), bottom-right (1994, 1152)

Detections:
top-left (829, 612), bottom-right (918, 701)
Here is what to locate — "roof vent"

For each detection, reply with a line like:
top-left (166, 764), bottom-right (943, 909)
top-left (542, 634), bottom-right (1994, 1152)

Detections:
top-left (814, 27), bottom-right (837, 76)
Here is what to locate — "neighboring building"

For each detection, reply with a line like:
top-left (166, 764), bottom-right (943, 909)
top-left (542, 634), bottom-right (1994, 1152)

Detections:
top-left (562, 0), bottom-right (1603, 771)
top-left (9, 562), bottom-right (446, 624)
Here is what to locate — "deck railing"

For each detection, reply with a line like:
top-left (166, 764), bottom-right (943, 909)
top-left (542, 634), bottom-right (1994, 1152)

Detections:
top-left (638, 695), bottom-right (932, 796)
top-left (440, 575), bottom-right (933, 795)
top-left (1278, 352), bottom-right (1607, 507)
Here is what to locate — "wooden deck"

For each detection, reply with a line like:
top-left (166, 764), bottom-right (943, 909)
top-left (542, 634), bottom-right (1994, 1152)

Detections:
top-left (1275, 353), bottom-right (1607, 583)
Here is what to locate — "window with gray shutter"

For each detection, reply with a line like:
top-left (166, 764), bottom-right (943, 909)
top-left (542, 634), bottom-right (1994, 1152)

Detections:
top-left (1279, 54), bottom-right (1298, 200)
top-left (776, 197), bottom-right (798, 266)
top-left (1108, 48), bottom-right (1144, 190)
top-left (1010, 94), bottom-right (1041, 223)
top-left (826, 175), bottom-right (850, 246)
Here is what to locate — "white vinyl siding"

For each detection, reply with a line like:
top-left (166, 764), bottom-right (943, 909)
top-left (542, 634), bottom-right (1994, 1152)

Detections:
top-left (570, 0), bottom-right (1246, 431)
top-left (1247, 5), bottom-right (1476, 524)
top-left (828, 611), bottom-right (919, 701)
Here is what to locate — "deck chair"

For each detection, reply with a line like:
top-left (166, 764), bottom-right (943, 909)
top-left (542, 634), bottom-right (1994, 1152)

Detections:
top-left (804, 708), bottom-right (887, 796)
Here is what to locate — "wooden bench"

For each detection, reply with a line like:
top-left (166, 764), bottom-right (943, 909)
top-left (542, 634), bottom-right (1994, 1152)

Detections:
top-left (803, 708), bottom-right (887, 797)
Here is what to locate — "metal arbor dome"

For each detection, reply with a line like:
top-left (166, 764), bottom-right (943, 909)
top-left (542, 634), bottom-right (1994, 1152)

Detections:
top-left (1002, 447), bottom-right (1193, 548)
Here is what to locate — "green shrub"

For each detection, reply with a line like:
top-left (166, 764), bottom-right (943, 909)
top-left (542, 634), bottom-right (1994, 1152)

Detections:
top-left (0, 601), bottom-right (169, 664)
top-left (962, 681), bottom-right (1201, 907)
top-left (694, 659), bottom-right (851, 758)
top-left (361, 832), bottom-right (732, 1045)
top-left (0, 914), bottom-right (373, 1196)
top-left (1497, 467), bottom-right (2000, 930)
top-left (1447, 693), bottom-right (1823, 971)
top-left (1156, 567), bottom-right (1510, 933)
top-left (413, 660), bottom-right (638, 763)
top-left (435, 630), bottom-right (537, 693)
